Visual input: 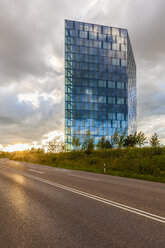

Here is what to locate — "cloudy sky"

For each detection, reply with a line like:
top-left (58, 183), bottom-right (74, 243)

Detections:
top-left (0, 0), bottom-right (165, 150)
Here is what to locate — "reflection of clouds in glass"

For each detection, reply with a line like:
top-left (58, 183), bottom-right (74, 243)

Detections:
top-left (85, 88), bottom-right (92, 95)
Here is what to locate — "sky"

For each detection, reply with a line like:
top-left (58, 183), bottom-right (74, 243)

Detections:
top-left (0, 0), bottom-right (165, 151)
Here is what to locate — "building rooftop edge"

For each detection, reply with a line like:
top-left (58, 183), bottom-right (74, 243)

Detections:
top-left (65, 19), bottom-right (128, 33)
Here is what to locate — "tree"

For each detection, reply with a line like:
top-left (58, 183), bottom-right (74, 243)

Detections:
top-left (111, 128), bottom-right (120, 148)
top-left (82, 129), bottom-right (94, 154)
top-left (150, 133), bottom-right (160, 147)
top-left (96, 137), bottom-right (112, 150)
top-left (47, 139), bottom-right (65, 153)
top-left (118, 129), bottom-right (127, 148)
top-left (136, 131), bottom-right (146, 147)
top-left (96, 136), bottom-right (106, 150)
top-left (72, 135), bottom-right (81, 150)
top-left (111, 128), bottom-right (126, 148)
top-left (58, 142), bottom-right (66, 153)
top-left (123, 131), bottom-right (146, 148)
top-left (47, 139), bottom-right (58, 153)
top-left (123, 133), bottom-right (137, 147)
top-left (104, 140), bottom-right (112, 149)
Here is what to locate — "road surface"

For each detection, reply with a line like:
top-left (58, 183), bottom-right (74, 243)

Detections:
top-left (0, 158), bottom-right (165, 248)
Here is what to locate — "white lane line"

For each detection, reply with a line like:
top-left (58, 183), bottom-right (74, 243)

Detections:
top-left (53, 168), bottom-right (68, 172)
top-left (0, 165), bottom-right (165, 224)
top-left (61, 169), bottom-right (69, 172)
top-left (66, 173), bottom-right (99, 181)
top-left (28, 169), bottom-right (45, 174)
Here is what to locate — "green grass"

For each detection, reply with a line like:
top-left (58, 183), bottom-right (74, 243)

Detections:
top-left (6, 147), bottom-right (165, 183)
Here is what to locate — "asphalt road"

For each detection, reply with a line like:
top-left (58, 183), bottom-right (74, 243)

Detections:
top-left (0, 158), bottom-right (165, 248)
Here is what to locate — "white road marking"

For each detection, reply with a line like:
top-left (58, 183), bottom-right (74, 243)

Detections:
top-left (53, 168), bottom-right (68, 172)
top-left (66, 173), bottom-right (99, 181)
top-left (0, 165), bottom-right (165, 224)
top-left (28, 169), bottom-right (45, 174)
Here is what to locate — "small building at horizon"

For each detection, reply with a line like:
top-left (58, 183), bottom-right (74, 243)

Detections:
top-left (65, 20), bottom-right (136, 150)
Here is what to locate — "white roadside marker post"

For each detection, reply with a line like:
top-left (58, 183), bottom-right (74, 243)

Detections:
top-left (104, 163), bottom-right (106, 173)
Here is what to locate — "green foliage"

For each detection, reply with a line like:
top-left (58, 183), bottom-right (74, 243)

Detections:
top-left (96, 137), bottom-right (112, 150)
top-left (0, 151), bottom-right (6, 158)
top-left (118, 129), bottom-right (127, 148)
top-left (104, 140), bottom-right (112, 149)
top-left (72, 135), bottom-right (81, 150)
top-left (111, 128), bottom-right (119, 148)
top-left (136, 131), bottom-right (146, 147)
top-left (7, 146), bottom-right (165, 183)
top-left (123, 133), bottom-right (137, 147)
top-left (123, 132), bottom-right (146, 148)
top-left (82, 129), bottom-right (94, 154)
top-left (150, 133), bottom-right (160, 147)
top-left (111, 128), bottom-right (127, 148)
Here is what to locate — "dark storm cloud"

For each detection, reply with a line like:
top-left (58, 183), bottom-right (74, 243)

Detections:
top-left (0, 116), bottom-right (17, 125)
top-left (0, 0), bottom-right (165, 146)
top-left (0, 1), bottom-right (49, 84)
top-left (0, 0), bottom-right (88, 85)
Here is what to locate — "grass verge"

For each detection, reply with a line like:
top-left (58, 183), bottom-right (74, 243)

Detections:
top-left (5, 147), bottom-right (165, 184)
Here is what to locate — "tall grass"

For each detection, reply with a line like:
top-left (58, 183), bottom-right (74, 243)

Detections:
top-left (7, 147), bottom-right (165, 183)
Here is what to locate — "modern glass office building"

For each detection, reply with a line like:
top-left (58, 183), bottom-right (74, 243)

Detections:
top-left (65, 20), bottom-right (136, 150)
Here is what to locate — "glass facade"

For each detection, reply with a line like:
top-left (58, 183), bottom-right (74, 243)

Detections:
top-left (65, 20), bottom-right (136, 150)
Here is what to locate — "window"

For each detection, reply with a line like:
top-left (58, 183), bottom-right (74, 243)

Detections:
top-left (65, 20), bottom-right (73, 29)
top-left (121, 59), bottom-right (127, 66)
top-left (117, 113), bottom-right (124, 120)
top-left (116, 36), bottom-right (124, 44)
top-left (121, 44), bottom-right (127, 52)
top-left (117, 82), bottom-right (124, 89)
top-left (108, 81), bottom-right (116, 88)
top-left (103, 26), bottom-right (111, 35)
top-left (70, 30), bottom-right (78, 37)
top-left (121, 29), bottom-right (127, 37)
top-left (113, 120), bottom-right (120, 128)
top-left (103, 42), bottom-right (111, 49)
top-left (99, 96), bottom-right (106, 103)
top-left (112, 43), bottom-right (119, 51)
top-left (108, 113), bottom-right (116, 120)
top-left (112, 28), bottom-right (119, 36)
top-left (84, 23), bottom-right (90, 31)
top-left (98, 33), bottom-right (106, 41)
top-left (112, 58), bottom-right (120, 66)
top-left (89, 32), bottom-right (97, 40)
top-left (94, 25), bottom-right (101, 33)
top-left (79, 31), bottom-right (88, 39)
top-left (108, 97), bottom-right (115, 104)
top-left (94, 40), bottom-right (102, 48)
top-left (107, 35), bottom-right (115, 43)
top-left (99, 80), bottom-right (106, 87)
top-left (75, 22), bottom-right (83, 30)
top-left (117, 97), bottom-right (124, 104)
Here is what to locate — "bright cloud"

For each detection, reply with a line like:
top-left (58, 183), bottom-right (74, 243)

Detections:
top-left (18, 90), bottom-right (62, 109)
top-left (41, 130), bottom-right (64, 145)
top-left (3, 143), bottom-right (34, 152)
